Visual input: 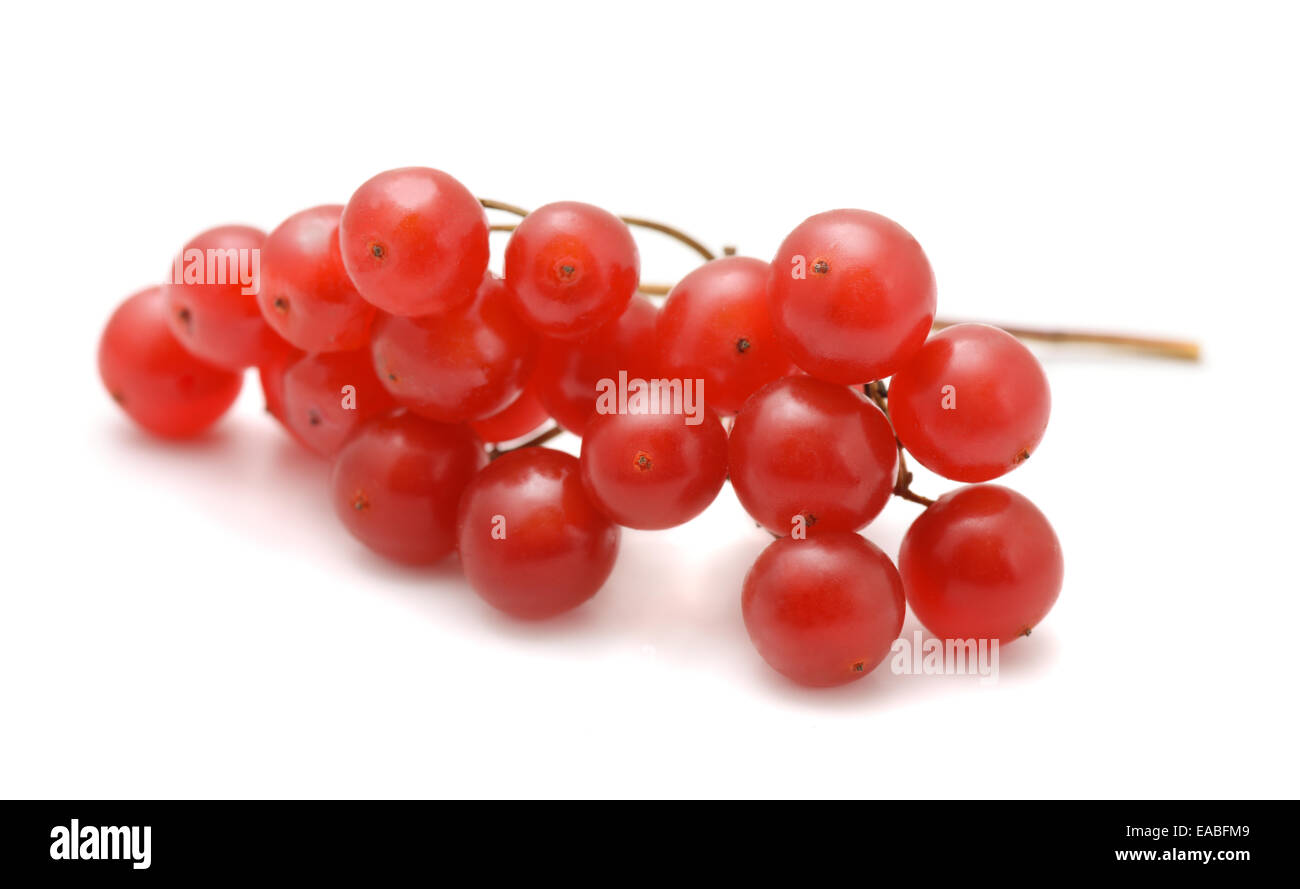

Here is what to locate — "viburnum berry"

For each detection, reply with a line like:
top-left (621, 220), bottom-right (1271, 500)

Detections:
top-left (281, 348), bottom-right (397, 457)
top-left (457, 449), bottom-right (620, 620)
top-left (371, 273), bottom-right (537, 423)
top-left (339, 167), bottom-right (489, 317)
top-left (99, 286), bottom-right (244, 439)
top-left (728, 375), bottom-right (898, 536)
top-left (164, 224), bottom-right (284, 370)
top-left (469, 377), bottom-right (550, 444)
top-left (657, 256), bottom-right (798, 415)
top-left (256, 336), bottom-right (305, 426)
top-left (504, 201), bottom-right (639, 339)
top-left (330, 412), bottom-right (487, 565)
top-left (899, 485), bottom-right (1064, 643)
top-left (888, 323), bottom-right (1051, 482)
top-left (257, 204), bottom-right (375, 353)
top-left (768, 209), bottom-right (935, 384)
top-left (579, 390), bottom-right (729, 530)
top-left (531, 294), bottom-right (659, 435)
top-left (742, 532), bottom-right (906, 687)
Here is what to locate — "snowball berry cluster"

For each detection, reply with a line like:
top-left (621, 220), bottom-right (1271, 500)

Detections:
top-left (98, 165), bottom-right (1063, 689)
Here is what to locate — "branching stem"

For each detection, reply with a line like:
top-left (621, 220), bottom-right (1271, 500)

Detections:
top-left (483, 200), bottom-right (1200, 495)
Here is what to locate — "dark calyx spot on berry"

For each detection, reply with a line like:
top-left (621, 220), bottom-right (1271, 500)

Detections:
top-left (553, 258), bottom-right (581, 284)
top-left (804, 512), bottom-right (817, 525)
top-left (387, 371), bottom-right (398, 382)
top-left (308, 409), bottom-right (322, 427)
top-left (177, 307), bottom-right (193, 330)
top-left (369, 242), bottom-right (385, 260)
top-left (736, 337), bottom-right (751, 354)
top-left (273, 296), bottom-right (289, 314)
top-left (353, 491), bottom-right (370, 512)
top-left (1020, 626), bottom-right (1033, 638)
top-left (634, 450), bottom-right (653, 472)
top-left (110, 389), bottom-right (126, 405)
top-left (1014, 448), bottom-right (1031, 465)
top-left (852, 661), bottom-right (865, 672)
top-left (812, 259), bottom-right (830, 275)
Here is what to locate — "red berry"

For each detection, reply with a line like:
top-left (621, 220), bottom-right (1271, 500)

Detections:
top-left (504, 201), bottom-right (639, 339)
top-left (371, 273), bottom-right (537, 423)
top-left (580, 393), bottom-right (729, 530)
top-left (532, 294), bottom-right (658, 435)
top-left (657, 256), bottom-right (798, 415)
top-left (255, 337), bottom-right (314, 451)
top-left (331, 412), bottom-right (487, 565)
top-left (98, 286), bottom-right (243, 439)
top-left (899, 485), bottom-right (1063, 643)
top-left (164, 224), bottom-right (283, 370)
top-left (339, 167), bottom-right (489, 317)
top-left (768, 209), bottom-right (935, 384)
top-left (742, 532), bottom-right (906, 687)
top-left (888, 323), bottom-right (1050, 482)
top-left (256, 336), bottom-right (306, 426)
top-left (470, 377), bottom-right (550, 444)
top-left (728, 376), bottom-right (898, 536)
top-left (281, 348), bottom-right (397, 457)
top-left (457, 449), bottom-right (620, 620)
top-left (257, 204), bottom-right (375, 352)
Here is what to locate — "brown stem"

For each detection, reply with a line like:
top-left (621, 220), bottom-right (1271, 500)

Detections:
top-left (479, 198), bottom-right (1201, 362)
top-left (932, 319), bottom-right (1200, 362)
top-left (865, 380), bottom-right (936, 508)
top-left (490, 423), bottom-right (565, 460)
top-left (893, 484), bottom-right (937, 508)
top-left (475, 203), bottom-right (1200, 479)
top-left (618, 216), bottom-right (716, 261)
top-left (479, 198), bottom-right (530, 217)
top-left (477, 198), bottom-right (717, 263)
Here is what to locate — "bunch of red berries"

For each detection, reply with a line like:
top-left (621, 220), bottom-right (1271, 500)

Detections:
top-left (98, 166), bottom-right (1062, 689)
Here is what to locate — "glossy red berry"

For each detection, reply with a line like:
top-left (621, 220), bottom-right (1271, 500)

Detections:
top-left (99, 286), bottom-right (243, 439)
top-left (742, 532), bottom-right (906, 687)
top-left (256, 337), bottom-right (305, 425)
top-left (469, 377), bottom-right (549, 444)
top-left (888, 323), bottom-right (1050, 482)
top-left (282, 348), bottom-right (397, 457)
top-left (457, 449), bottom-right (620, 620)
top-left (504, 201), bottom-right (639, 339)
top-left (331, 412), bottom-right (487, 565)
top-left (728, 376), bottom-right (898, 536)
top-left (339, 167), bottom-right (489, 317)
top-left (899, 485), bottom-right (1063, 643)
top-left (371, 273), bottom-right (536, 423)
top-left (532, 294), bottom-right (658, 435)
top-left (164, 224), bottom-right (283, 370)
top-left (580, 394), bottom-right (729, 530)
top-left (657, 256), bottom-right (798, 415)
top-left (257, 204), bottom-right (375, 352)
top-left (768, 209), bottom-right (935, 384)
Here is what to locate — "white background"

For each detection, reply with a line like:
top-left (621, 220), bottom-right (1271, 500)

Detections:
top-left (2, 1), bottom-right (1297, 799)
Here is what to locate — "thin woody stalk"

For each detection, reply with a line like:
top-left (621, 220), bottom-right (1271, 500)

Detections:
top-left (482, 199), bottom-right (1201, 468)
